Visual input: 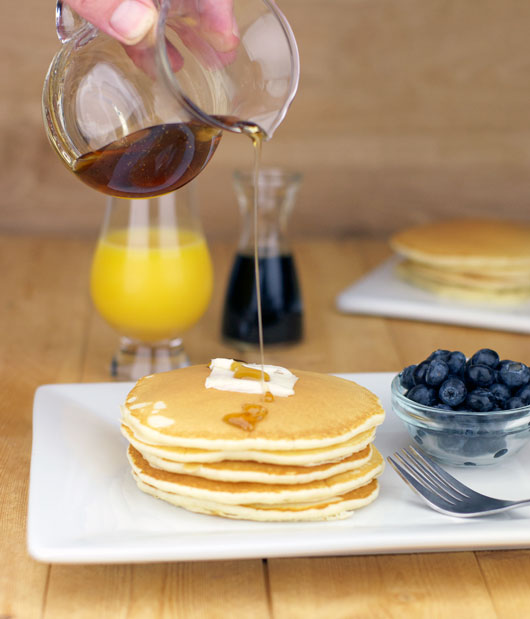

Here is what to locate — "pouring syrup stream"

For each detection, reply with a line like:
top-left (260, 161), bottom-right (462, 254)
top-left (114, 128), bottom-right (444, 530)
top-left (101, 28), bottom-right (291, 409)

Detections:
top-left (221, 122), bottom-right (271, 432)
top-left (235, 121), bottom-right (267, 395)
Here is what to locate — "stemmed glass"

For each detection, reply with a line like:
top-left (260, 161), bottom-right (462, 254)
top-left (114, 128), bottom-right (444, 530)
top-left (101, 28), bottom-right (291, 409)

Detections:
top-left (90, 184), bottom-right (213, 380)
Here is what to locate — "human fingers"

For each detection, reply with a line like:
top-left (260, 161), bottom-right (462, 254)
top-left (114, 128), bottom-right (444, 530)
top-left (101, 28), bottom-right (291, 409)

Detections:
top-left (125, 39), bottom-right (184, 77)
top-left (64, 0), bottom-right (158, 45)
top-left (198, 0), bottom-right (239, 53)
top-left (173, 23), bottom-right (236, 69)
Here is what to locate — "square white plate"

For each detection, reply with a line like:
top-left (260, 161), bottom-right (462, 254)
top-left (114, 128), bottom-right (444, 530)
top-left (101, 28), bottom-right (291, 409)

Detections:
top-left (28, 374), bottom-right (530, 564)
top-left (336, 256), bottom-right (530, 333)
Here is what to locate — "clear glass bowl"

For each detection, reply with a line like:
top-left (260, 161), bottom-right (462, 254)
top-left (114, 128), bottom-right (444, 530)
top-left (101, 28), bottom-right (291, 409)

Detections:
top-left (391, 375), bottom-right (530, 466)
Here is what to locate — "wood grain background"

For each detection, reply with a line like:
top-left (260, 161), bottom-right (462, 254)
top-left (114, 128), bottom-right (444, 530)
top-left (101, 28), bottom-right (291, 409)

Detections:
top-left (1, 0), bottom-right (530, 241)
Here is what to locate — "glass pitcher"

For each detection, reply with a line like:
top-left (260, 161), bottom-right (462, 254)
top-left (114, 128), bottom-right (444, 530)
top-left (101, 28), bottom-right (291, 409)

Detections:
top-left (43, 0), bottom-right (300, 197)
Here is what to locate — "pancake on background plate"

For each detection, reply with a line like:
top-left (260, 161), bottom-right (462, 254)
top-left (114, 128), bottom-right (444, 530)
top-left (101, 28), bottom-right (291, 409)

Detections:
top-left (390, 218), bottom-right (530, 302)
top-left (121, 360), bottom-right (385, 521)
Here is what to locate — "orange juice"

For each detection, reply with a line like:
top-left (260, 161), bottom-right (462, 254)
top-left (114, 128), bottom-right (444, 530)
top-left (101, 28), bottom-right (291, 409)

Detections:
top-left (90, 227), bottom-right (213, 342)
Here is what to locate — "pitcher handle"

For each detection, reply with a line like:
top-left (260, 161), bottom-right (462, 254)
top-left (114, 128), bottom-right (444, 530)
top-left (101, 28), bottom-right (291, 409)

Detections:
top-left (55, 0), bottom-right (96, 45)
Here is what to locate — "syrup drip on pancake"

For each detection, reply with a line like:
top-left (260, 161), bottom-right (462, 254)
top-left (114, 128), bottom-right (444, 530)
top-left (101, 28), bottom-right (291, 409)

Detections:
top-left (224, 362), bottom-right (272, 431)
top-left (223, 403), bottom-right (268, 432)
top-left (211, 360), bottom-right (287, 431)
top-left (231, 360), bottom-right (270, 382)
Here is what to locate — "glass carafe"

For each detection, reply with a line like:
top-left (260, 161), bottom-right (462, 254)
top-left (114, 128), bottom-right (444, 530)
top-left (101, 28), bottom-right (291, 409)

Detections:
top-left (222, 168), bottom-right (303, 348)
top-left (43, 0), bottom-right (300, 198)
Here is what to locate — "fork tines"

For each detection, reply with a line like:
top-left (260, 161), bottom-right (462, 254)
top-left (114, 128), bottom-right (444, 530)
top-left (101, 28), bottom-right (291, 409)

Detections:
top-left (388, 449), bottom-right (458, 512)
top-left (387, 446), bottom-right (491, 516)
top-left (401, 447), bottom-right (474, 498)
top-left (388, 446), bottom-right (525, 517)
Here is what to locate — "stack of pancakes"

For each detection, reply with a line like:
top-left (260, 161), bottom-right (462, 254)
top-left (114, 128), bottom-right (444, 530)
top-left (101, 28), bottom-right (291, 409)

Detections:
top-left (121, 364), bottom-right (385, 521)
top-left (390, 218), bottom-right (530, 303)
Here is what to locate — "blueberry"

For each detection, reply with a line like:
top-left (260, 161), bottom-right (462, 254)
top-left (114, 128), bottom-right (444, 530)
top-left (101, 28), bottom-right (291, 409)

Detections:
top-left (413, 361), bottom-right (429, 385)
top-left (439, 377), bottom-right (467, 407)
top-left (466, 363), bottom-right (495, 388)
top-left (516, 383), bottom-right (530, 405)
top-left (427, 349), bottom-right (451, 362)
top-left (399, 364), bottom-right (417, 389)
top-left (507, 396), bottom-right (525, 410)
top-left (425, 359), bottom-right (449, 386)
top-left (434, 403), bottom-right (454, 410)
top-left (406, 384), bottom-right (437, 406)
top-left (499, 361), bottom-right (530, 388)
top-left (470, 348), bottom-right (500, 369)
top-left (436, 433), bottom-right (467, 453)
top-left (490, 382), bottom-right (511, 408)
top-left (462, 437), bottom-right (506, 457)
top-left (494, 448), bottom-right (508, 458)
top-left (447, 351), bottom-right (466, 376)
top-left (495, 360), bottom-right (512, 383)
top-left (465, 388), bottom-right (495, 412)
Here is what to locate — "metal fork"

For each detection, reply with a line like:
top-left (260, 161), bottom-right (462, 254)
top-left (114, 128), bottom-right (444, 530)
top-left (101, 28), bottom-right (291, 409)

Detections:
top-left (387, 446), bottom-right (530, 517)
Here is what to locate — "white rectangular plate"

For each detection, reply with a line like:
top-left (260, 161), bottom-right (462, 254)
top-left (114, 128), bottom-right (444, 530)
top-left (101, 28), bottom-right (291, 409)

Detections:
top-left (336, 256), bottom-right (530, 333)
top-left (28, 374), bottom-right (530, 563)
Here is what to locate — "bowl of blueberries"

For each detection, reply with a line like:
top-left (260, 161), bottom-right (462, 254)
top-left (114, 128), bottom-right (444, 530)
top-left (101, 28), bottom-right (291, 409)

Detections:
top-left (391, 348), bottom-right (530, 466)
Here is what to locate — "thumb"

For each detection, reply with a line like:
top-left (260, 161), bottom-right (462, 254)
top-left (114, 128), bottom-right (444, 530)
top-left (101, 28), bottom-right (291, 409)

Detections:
top-left (64, 0), bottom-right (158, 46)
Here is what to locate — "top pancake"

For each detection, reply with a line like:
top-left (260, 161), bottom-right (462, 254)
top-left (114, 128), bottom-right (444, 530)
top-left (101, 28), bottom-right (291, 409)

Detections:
top-left (390, 219), bottom-right (530, 268)
top-left (122, 365), bottom-right (385, 450)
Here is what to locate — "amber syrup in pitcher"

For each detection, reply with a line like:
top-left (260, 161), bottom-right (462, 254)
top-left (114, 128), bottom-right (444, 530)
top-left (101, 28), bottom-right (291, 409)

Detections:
top-left (73, 121), bottom-right (222, 198)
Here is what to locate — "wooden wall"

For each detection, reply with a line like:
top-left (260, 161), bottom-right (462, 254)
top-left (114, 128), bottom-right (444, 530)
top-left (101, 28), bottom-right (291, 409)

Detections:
top-left (1, 0), bottom-right (530, 241)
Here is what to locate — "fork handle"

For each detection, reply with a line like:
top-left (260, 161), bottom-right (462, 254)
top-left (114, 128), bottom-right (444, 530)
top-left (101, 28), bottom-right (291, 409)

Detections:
top-left (509, 499), bottom-right (530, 510)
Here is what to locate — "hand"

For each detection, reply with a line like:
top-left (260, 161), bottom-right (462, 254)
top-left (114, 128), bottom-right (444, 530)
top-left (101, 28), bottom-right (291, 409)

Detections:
top-left (63, 0), bottom-right (238, 52)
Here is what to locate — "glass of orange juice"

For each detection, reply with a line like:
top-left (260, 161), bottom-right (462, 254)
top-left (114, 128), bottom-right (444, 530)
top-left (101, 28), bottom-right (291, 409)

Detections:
top-left (90, 184), bottom-right (213, 380)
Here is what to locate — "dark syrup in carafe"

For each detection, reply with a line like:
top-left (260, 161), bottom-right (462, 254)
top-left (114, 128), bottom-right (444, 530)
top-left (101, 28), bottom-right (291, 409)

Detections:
top-left (222, 120), bottom-right (303, 351)
top-left (222, 252), bottom-right (303, 346)
top-left (73, 121), bottom-right (222, 198)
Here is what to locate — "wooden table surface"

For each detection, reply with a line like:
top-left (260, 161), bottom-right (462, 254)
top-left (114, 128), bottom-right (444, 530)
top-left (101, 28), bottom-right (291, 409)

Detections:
top-left (2, 234), bottom-right (530, 618)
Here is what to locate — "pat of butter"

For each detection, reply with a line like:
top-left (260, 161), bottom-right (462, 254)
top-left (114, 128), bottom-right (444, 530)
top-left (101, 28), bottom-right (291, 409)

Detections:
top-left (206, 358), bottom-right (298, 397)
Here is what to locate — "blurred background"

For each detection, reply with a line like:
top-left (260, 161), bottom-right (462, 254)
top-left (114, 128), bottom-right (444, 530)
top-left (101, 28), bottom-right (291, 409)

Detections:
top-left (1, 0), bottom-right (530, 241)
